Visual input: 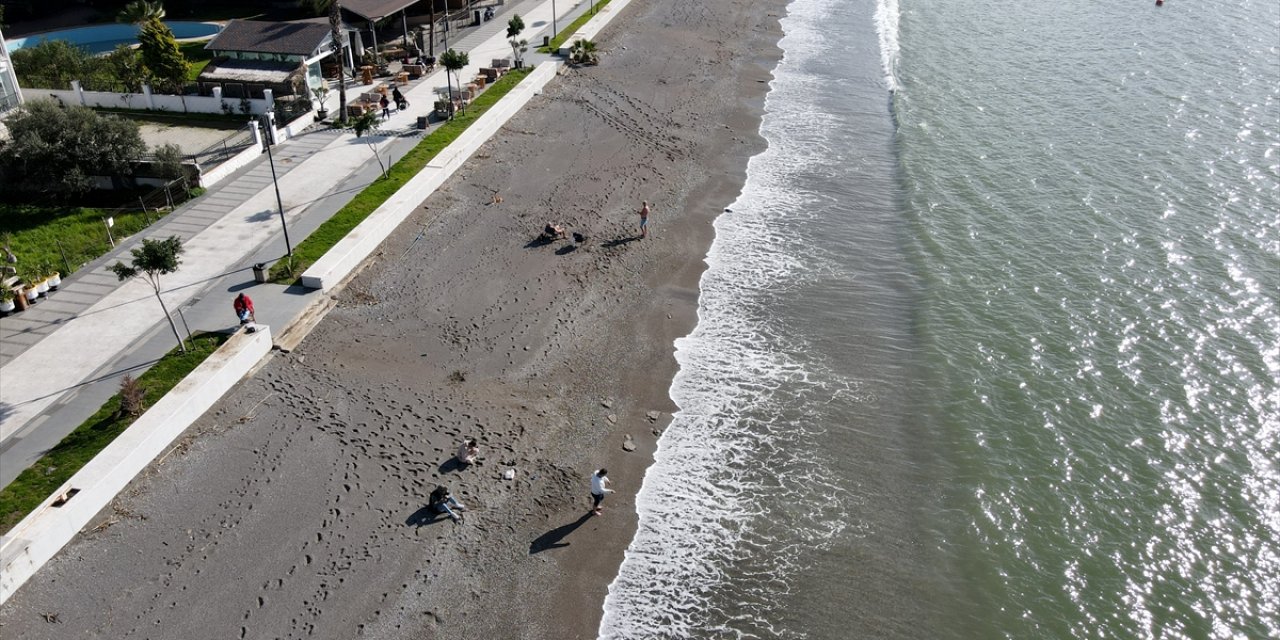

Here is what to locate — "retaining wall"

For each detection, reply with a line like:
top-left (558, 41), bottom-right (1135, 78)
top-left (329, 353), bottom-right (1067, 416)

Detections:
top-left (0, 327), bottom-right (273, 603)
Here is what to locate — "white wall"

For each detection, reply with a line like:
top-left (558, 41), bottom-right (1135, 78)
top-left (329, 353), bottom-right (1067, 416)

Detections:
top-left (45, 84), bottom-right (271, 115)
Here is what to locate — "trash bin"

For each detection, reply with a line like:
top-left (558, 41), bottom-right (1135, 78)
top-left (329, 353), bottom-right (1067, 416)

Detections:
top-left (473, 9), bottom-right (482, 26)
top-left (543, 35), bottom-right (551, 47)
top-left (252, 262), bottom-right (268, 283)
top-left (417, 116), bottom-right (429, 130)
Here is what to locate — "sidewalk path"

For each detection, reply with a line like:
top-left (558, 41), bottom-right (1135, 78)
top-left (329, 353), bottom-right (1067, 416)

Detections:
top-left (0, 0), bottom-right (599, 487)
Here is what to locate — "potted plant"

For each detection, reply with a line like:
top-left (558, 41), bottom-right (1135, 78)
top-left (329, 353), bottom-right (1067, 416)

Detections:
top-left (0, 287), bottom-right (15, 314)
top-left (44, 263), bottom-right (61, 290)
top-left (25, 266), bottom-right (49, 297)
top-left (22, 276), bottom-right (39, 304)
top-left (312, 82), bottom-right (331, 120)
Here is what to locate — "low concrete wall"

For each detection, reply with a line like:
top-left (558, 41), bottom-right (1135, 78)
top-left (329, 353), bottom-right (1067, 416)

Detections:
top-left (197, 142), bottom-right (262, 188)
top-left (301, 63), bottom-right (559, 290)
top-left (557, 0), bottom-right (635, 55)
top-left (0, 327), bottom-right (273, 604)
top-left (42, 86), bottom-right (271, 115)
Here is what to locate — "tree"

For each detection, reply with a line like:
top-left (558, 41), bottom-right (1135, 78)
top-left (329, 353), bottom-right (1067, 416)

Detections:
top-left (312, 0), bottom-right (349, 125)
top-left (506, 13), bottom-right (525, 39)
top-left (510, 38), bottom-right (528, 68)
top-left (350, 110), bottom-right (388, 179)
top-left (440, 48), bottom-right (469, 116)
top-left (508, 15), bottom-right (528, 68)
top-left (93, 45), bottom-right (148, 93)
top-left (0, 100), bottom-right (145, 196)
top-left (108, 236), bottom-right (187, 353)
top-left (10, 40), bottom-right (93, 90)
top-left (138, 17), bottom-right (189, 93)
top-left (152, 143), bottom-right (186, 179)
top-left (569, 39), bottom-right (599, 66)
top-left (117, 0), bottom-right (165, 24)
top-left (10, 40), bottom-right (145, 92)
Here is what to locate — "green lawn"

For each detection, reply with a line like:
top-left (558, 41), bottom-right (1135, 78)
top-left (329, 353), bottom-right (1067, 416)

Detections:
top-left (268, 66), bottom-right (535, 283)
top-left (0, 333), bottom-right (230, 535)
top-left (540, 0), bottom-right (613, 53)
top-left (0, 204), bottom-right (162, 277)
top-left (179, 39), bottom-right (215, 82)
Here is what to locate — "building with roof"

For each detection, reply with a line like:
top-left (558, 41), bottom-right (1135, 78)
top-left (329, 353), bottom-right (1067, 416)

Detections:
top-left (199, 18), bottom-right (350, 100)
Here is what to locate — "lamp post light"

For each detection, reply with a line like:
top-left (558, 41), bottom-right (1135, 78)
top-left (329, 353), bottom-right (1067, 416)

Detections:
top-left (261, 116), bottom-right (293, 257)
top-left (552, 0), bottom-right (557, 39)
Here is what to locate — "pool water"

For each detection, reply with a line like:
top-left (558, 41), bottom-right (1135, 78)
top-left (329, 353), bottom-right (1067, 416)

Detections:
top-left (5, 22), bottom-right (222, 55)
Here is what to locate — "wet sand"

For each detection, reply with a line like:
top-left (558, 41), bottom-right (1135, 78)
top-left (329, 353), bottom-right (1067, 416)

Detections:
top-left (0, 0), bottom-right (786, 637)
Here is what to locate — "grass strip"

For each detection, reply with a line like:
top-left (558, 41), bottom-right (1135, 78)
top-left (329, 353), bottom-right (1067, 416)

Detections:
top-left (0, 332), bottom-right (230, 535)
top-left (268, 66), bottom-right (534, 284)
top-left (539, 0), bottom-right (613, 53)
top-left (0, 204), bottom-right (160, 277)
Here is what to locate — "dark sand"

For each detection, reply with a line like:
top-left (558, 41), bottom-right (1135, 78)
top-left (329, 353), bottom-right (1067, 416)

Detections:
top-left (0, 1), bottom-right (786, 637)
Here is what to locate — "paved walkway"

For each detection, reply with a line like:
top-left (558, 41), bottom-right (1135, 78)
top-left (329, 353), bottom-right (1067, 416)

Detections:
top-left (0, 0), bottom-right (601, 487)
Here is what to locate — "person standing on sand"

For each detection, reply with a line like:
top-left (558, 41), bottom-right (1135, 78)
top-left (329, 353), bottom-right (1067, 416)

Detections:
top-left (638, 201), bottom-right (651, 239)
top-left (590, 468), bottom-right (614, 515)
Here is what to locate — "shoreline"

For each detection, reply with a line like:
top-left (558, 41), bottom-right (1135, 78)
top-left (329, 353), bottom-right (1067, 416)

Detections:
top-left (0, 0), bottom-right (789, 636)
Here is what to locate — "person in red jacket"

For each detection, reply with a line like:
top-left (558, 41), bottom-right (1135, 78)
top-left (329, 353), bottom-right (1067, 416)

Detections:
top-left (233, 292), bottom-right (255, 324)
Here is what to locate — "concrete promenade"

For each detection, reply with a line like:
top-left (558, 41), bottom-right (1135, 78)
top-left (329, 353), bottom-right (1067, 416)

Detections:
top-left (0, 0), bottom-right (609, 487)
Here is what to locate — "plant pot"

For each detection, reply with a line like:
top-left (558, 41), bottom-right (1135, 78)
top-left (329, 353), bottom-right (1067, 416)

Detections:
top-left (48, 273), bottom-right (61, 290)
top-left (23, 286), bottom-right (38, 304)
top-left (0, 298), bottom-right (15, 314)
top-left (34, 278), bottom-right (49, 296)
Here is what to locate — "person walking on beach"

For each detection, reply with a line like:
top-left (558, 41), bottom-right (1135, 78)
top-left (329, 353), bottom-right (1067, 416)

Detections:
top-left (638, 201), bottom-right (651, 239)
top-left (233, 292), bottom-right (255, 324)
top-left (590, 468), bottom-right (614, 515)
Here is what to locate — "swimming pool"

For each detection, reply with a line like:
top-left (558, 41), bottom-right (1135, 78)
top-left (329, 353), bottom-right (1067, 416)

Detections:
top-left (5, 22), bottom-right (222, 55)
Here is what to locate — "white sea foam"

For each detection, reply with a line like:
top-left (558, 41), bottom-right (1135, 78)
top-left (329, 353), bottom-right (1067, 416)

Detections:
top-left (598, 0), bottom-right (863, 637)
top-left (875, 0), bottom-right (901, 92)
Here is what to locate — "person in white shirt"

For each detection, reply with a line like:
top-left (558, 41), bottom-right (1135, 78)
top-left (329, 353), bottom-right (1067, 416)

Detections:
top-left (590, 468), bottom-right (614, 515)
top-left (455, 439), bottom-right (479, 465)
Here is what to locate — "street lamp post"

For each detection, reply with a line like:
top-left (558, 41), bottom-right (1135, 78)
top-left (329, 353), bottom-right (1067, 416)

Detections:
top-left (552, 0), bottom-right (557, 41)
top-left (262, 120), bottom-right (293, 257)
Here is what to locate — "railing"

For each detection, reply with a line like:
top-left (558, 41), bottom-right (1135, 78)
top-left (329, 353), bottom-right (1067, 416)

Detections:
top-left (189, 126), bottom-right (256, 170)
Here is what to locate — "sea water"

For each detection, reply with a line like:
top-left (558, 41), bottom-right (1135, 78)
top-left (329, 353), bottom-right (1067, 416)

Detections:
top-left (600, 0), bottom-right (1279, 638)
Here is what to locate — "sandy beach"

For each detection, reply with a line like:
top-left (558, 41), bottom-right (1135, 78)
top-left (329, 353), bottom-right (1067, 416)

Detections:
top-left (0, 0), bottom-right (785, 637)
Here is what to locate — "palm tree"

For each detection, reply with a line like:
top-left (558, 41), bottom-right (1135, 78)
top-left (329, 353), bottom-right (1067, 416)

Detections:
top-left (117, 0), bottom-right (165, 24)
top-left (569, 39), bottom-right (599, 66)
top-left (311, 0), bottom-right (349, 124)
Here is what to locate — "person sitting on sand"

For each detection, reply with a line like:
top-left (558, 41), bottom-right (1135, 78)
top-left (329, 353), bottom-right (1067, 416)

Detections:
top-left (456, 439), bottom-right (479, 465)
top-left (429, 485), bottom-right (466, 522)
top-left (543, 223), bottom-right (566, 240)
